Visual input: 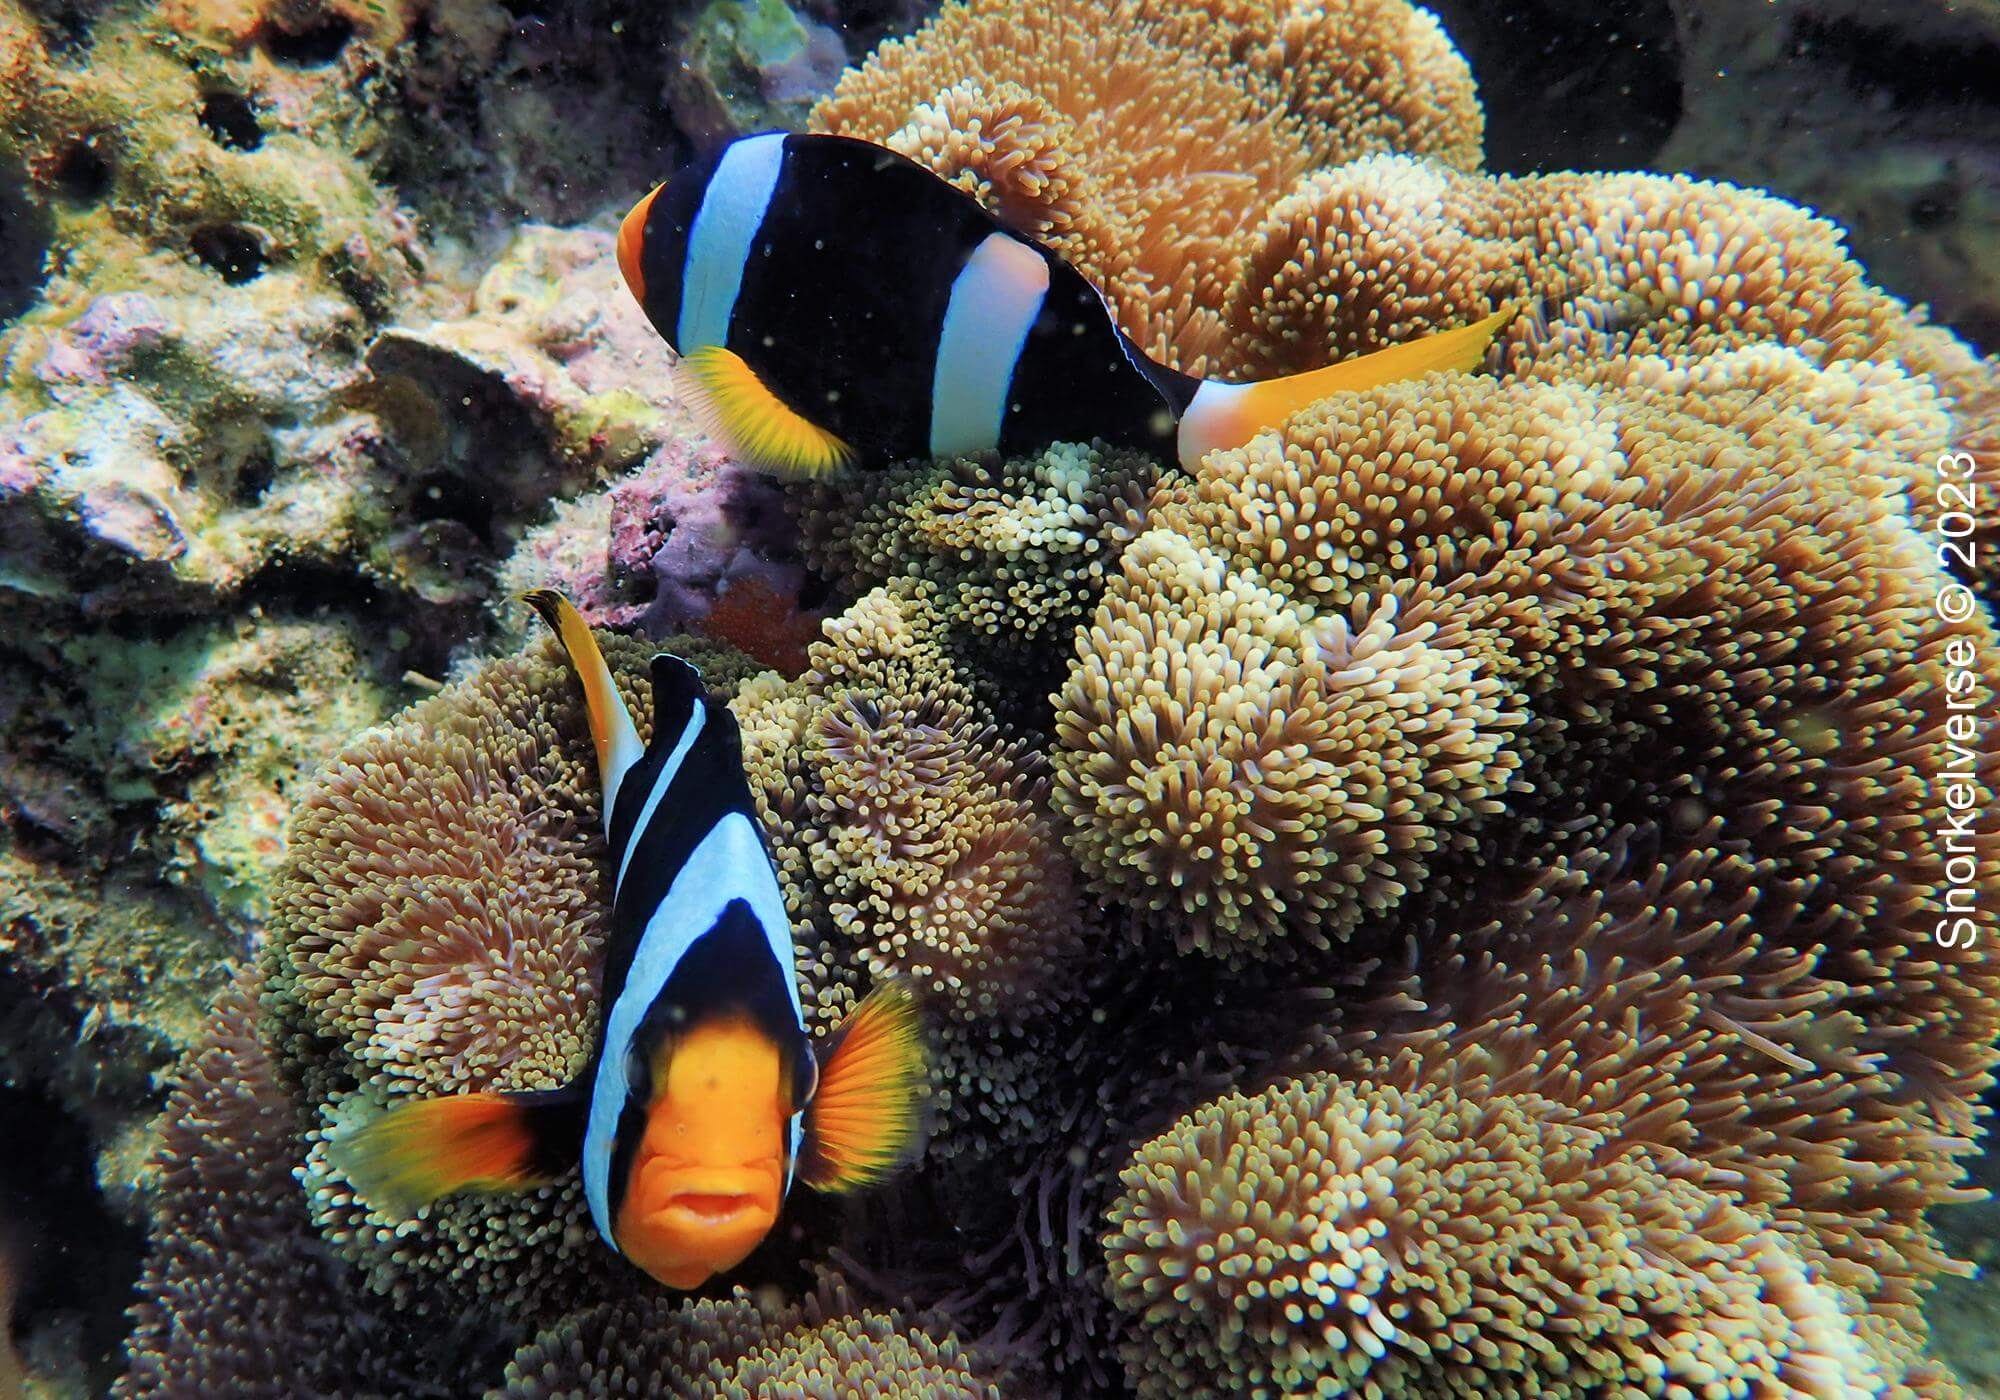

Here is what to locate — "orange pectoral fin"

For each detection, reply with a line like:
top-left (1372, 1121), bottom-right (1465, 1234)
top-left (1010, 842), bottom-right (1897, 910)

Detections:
top-left (677, 345), bottom-right (855, 480)
top-left (328, 1091), bottom-right (581, 1218)
top-left (796, 982), bottom-right (928, 1193)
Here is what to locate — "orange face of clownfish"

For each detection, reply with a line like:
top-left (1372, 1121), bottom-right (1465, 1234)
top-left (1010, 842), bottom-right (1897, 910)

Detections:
top-left (328, 590), bottom-right (925, 1290)
top-left (615, 1015), bottom-right (790, 1287)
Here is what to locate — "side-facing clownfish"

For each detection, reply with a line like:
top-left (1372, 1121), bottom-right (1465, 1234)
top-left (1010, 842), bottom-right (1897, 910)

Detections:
top-left (329, 590), bottom-right (927, 1290)
top-left (614, 130), bottom-right (1514, 478)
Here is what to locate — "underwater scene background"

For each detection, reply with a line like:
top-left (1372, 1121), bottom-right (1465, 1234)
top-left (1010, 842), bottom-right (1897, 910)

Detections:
top-left (1, 0), bottom-right (1997, 1394)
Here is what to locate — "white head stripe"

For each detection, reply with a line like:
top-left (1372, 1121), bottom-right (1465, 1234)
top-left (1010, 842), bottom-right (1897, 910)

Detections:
top-left (677, 133), bottom-right (788, 352)
top-left (581, 812), bottom-right (803, 1249)
top-left (929, 233), bottom-right (1050, 459)
top-left (614, 703), bottom-right (705, 895)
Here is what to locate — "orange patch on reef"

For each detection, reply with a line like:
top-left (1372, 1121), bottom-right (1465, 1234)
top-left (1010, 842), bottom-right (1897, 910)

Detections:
top-left (699, 577), bottom-right (823, 678)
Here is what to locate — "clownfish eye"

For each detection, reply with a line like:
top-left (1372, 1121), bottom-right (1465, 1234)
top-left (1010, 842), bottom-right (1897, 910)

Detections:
top-left (792, 1041), bottom-right (820, 1111)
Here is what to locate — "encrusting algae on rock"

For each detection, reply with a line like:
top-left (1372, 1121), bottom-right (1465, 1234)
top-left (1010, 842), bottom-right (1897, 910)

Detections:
top-left (0, 0), bottom-right (1977, 1392)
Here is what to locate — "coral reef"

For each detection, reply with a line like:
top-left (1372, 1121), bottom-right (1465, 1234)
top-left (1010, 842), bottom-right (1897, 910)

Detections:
top-left (0, 611), bottom-right (398, 1180)
top-left (0, 0), bottom-right (421, 605)
top-left (491, 419), bottom-right (810, 665)
top-left (4, 0), bottom-right (1998, 1394)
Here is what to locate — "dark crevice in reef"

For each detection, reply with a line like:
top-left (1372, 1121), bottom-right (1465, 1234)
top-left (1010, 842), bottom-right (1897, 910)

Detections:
top-left (16, 0), bottom-right (101, 54)
top-left (52, 138), bottom-right (111, 204)
top-left (0, 160), bottom-right (54, 326)
top-left (0, 1089), bottom-right (146, 1394)
top-left (409, 468), bottom-right (500, 542)
top-left (262, 14), bottom-right (355, 66)
top-left (190, 223), bottom-right (267, 284)
top-left (242, 557), bottom-right (479, 681)
top-left (1787, 15), bottom-right (2000, 113)
top-left (1422, 0), bottom-right (1683, 173)
top-left (231, 443), bottom-right (277, 506)
top-left (0, 975), bottom-right (151, 1394)
top-left (198, 89), bottom-right (265, 152)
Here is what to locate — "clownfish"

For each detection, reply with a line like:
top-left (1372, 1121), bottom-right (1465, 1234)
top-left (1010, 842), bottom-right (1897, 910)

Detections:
top-left (329, 591), bottom-right (927, 1290)
top-left (614, 131), bottom-right (1513, 478)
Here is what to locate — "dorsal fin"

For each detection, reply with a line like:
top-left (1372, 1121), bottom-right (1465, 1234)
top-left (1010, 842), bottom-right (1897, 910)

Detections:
top-left (524, 589), bottom-right (645, 825)
top-left (648, 653), bottom-right (706, 752)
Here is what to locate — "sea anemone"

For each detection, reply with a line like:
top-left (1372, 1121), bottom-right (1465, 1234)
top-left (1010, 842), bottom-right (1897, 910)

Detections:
top-left (795, 441), bottom-right (1164, 704)
top-left (1055, 541), bottom-right (1522, 959)
top-left (1105, 1068), bottom-right (1886, 1398)
top-left (1086, 819), bottom-right (1986, 1396)
top-left (490, 1279), bottom-right (1003, 1398)
top-left (716, 1308), bottom-right (1002, 1398)
top-left (812, 0), bottom-right (1482, 372)
top-left (490, 1292), bottom-right (776, 1398)
top-left (739, 585), bottom-right (1089, 1029)
top-left (115, 971), bottom-right (454, 1398)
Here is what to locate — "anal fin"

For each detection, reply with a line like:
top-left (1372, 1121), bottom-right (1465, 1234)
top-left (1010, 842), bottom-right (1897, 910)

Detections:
top-left (678, 345), bottom-right (854, 480)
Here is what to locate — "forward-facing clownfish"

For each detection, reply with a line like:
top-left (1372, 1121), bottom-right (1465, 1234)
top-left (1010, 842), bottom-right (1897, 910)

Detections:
top-left (613, 130), bottom-right (1513, 478)
top-left (329, 590), bottom-right (927, 1290)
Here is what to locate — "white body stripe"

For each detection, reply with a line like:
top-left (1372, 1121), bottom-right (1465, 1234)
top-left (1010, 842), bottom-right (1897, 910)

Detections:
top-left (581, 811), bottom-right (804, 1250)
top-left (1175, 378), bottom-right (1255, 471)
top-left (613, 704), bottom-right (704, 895)
top-left (929, 233), bottom-right (1050, 459)
top-left (677, 133), bottom-right (788, 352)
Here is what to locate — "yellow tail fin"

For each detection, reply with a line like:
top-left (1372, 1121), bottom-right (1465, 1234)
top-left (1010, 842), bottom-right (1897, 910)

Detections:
top-left (1176, 304), bottom-right (1515, 468)
top-left (795, 982), bottom-right (928, 1192)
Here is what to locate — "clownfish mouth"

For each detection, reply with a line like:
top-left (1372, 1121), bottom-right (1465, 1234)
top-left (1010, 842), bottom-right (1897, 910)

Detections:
top-left (665, 1191), bottom-right (761, 1222)
top-left (618, 1160), bottom-right (784, 1289)
top-left (636, 1163), bottom-right (782, 1233)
